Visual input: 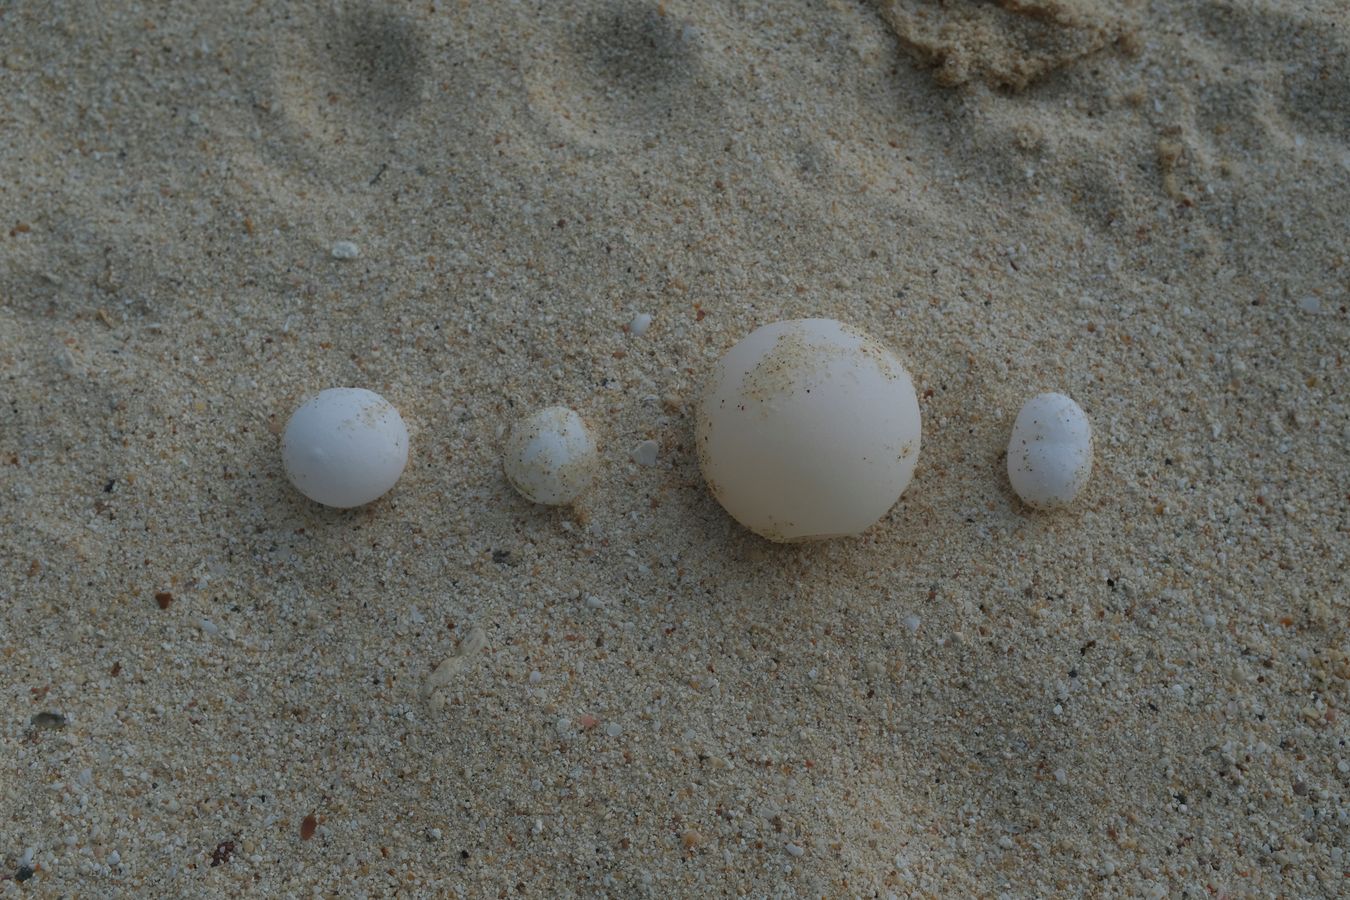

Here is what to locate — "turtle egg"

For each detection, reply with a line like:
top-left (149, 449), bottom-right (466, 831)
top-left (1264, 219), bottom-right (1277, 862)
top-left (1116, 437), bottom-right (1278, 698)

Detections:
top-left (1006, 392), bottom-right (1093, 509)
top-left (695, 318), bottom-right (921, 542)
top-left (282, 387), bottom-right (409, 508)
top-left (503, 406), bottom-right (599, 506)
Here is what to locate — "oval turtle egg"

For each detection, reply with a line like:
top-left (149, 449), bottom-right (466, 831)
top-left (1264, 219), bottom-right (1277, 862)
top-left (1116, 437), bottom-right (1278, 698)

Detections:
top-left (282, 387), bottom-right (409, 508)
top-left (1006, 392), bottom-right (1093, 509)
top-left (696, 318), bottom-right (922, 542)
top-left (503, 406), bottom-right (599, 506)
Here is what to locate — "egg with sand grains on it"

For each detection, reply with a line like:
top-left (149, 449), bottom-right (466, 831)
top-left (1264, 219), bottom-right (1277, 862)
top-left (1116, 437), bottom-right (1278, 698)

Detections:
top-left (281, 388), bottom-right (409, 508)
top-left (503, 406), bottom-right (599, 506)
top-left (1006, 392), bottom-right (1093, 509)
top-left (695, 318), bottom-right (922, 542)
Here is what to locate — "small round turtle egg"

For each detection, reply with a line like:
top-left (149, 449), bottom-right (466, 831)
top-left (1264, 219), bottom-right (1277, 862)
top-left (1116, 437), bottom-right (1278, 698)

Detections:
top-left (282, 387), bottom-right (409, 508)
top-left (1006, 392), bottom-right (1093, 509)
top-left (696, 318), bottom-right (922, 542)
top-left (503, 406), bottom-right (599, 506)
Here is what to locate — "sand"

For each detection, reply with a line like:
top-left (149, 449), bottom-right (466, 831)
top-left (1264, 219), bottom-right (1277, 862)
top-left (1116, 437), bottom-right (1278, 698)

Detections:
top-left (1, 0), bottom-right (1346, 895)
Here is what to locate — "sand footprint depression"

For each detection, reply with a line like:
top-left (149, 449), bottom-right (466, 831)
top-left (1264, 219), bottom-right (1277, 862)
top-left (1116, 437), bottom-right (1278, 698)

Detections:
top-left (259, 3), bottom-right (429, 182)
top-left (524, 2), bottom-right (719, 148)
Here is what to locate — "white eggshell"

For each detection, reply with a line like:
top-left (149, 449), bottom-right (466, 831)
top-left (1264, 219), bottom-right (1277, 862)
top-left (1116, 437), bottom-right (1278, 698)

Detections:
top-left (282, 388), bottom-right (409, 508)
top-left (1007, 392), bottom-right (1093, 509)
top-left (503, 406), bottom-right (599, 506)
top-left (695, 318), bottom-right (922, 542)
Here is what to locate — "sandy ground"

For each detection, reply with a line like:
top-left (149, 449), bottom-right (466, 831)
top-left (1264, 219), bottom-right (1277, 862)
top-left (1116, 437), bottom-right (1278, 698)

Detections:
top-left (1, 0), bottom-right (1347, 896)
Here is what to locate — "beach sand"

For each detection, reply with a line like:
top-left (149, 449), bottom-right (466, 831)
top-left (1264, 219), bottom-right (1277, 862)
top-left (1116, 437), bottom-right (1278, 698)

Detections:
top-left (1, 0), bottom-right (1346, 895)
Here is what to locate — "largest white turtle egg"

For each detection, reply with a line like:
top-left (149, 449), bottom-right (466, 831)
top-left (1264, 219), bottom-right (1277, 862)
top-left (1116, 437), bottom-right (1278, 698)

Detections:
top-left (695, 318), bottom-right (921, 542)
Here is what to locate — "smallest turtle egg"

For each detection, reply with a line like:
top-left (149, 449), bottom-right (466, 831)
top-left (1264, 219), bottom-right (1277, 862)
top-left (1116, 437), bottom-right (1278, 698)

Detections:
top-left (1007, 392), bottom-right (1093, 509)
top-left (504, 407), bottom-right (599, 506)
top-left (282, 387), bottom-right (409, 508)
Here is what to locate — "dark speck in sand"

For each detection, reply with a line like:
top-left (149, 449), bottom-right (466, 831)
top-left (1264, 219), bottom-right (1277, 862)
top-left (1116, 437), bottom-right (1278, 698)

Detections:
top-left (211, 840), bottom-right (235, 867)
top-left (30, 712), bottom-right (66, 730)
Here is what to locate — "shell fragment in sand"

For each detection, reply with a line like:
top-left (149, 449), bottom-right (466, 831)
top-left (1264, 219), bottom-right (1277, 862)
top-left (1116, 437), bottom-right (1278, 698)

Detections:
top-left (425, 626), bottom-right (487, 708)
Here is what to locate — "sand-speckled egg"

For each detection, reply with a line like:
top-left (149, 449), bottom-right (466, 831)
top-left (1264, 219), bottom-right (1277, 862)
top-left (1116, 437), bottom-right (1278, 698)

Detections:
top-left (503, 406), bottom-right (599, 506)
top-left (1006, 392), bottom-right (1093, 509)
top-left (282, 388), bottom-right (409, 508)
top-left (696, 318), bottom-right (922, 542)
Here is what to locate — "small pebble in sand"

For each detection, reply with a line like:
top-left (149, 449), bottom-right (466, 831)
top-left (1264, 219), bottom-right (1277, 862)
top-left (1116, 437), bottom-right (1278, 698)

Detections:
top-left (282, 388), bottom-right (409, 508)
top-left (629, 312), bottom-right (653, 336)
top-left (696, 318), bottom-right (921, 542)
top-left (1007, 392), bottom-right (1093, 509)
top-left (904, 614), bottom-right (921, 632)
top-left (331, 240), bottom-right (360, 260)
top-left (630, 440), bottom-right (659, 466)
top-left (503, 406), bottom-right (599, 506)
